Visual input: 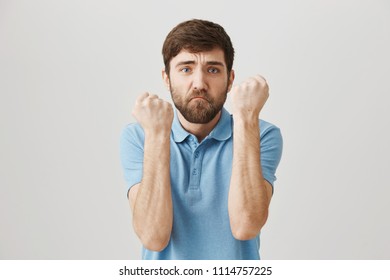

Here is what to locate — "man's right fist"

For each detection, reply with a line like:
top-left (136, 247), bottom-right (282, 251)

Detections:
top-left (132, 92), bottom-right (174, 134)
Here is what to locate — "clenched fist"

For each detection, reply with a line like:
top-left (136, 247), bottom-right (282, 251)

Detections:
top-left (132, 92), bottom-right (174, 135)
top-left (230, 75), bottom-right (269, 119)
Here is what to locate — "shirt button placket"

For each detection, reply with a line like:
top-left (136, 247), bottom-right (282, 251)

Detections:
top-left (187, 137), bottom-right (203, 205)
top-left (189, 141), bottom-right (202, 190)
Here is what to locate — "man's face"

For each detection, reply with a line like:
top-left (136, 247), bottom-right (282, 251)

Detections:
top-left (163, 48), bottom-right (234, 124)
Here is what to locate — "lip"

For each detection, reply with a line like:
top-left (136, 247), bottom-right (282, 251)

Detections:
top-left (191, 96), bottom-right (207, 101)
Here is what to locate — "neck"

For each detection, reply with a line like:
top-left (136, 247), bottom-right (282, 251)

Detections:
top-left (177, 110), bottom-right (222, 142)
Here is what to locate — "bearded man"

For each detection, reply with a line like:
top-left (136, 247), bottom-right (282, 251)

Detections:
top-left (120, 19), bottom-right (283, 260)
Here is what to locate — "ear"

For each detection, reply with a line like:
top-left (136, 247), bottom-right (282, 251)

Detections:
top-left (227, 69), bottom-right (235, 93)
top-left (162, 68), bottom-right (170, 91)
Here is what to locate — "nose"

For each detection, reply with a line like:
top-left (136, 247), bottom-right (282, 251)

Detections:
top-left (192, 69), bottom-right (207, 91)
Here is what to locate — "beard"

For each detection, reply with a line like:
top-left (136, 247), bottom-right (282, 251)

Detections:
top-left (170, 84), bottom-right (228, 124)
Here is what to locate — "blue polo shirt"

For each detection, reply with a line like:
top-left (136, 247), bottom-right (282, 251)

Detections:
top-left (120, 107), bottom-right (283, 259)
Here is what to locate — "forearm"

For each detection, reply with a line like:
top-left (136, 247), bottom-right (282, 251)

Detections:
top-left (228, 114), bottom-right (270, 240)
top-left (133, 131), bottom-right (172, 251)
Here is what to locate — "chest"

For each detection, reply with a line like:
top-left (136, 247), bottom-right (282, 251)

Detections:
top-left (169, 138), bottom-right (233, 208)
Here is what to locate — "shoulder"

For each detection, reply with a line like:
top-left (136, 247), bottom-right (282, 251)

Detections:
top-left (120, 123), bottom-right (145, 144)
top-left (259, 119), bottom-right (283, 146)
top-left (259, 119), bottom-right (281, 136)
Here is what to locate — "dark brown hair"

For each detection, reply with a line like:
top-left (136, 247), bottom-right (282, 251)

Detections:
top-left (162, 19), bottom-right (235, 75)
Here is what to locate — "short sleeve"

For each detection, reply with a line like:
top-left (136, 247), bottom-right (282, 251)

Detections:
top-left (259, 120), bottom-right (283, 191)
top-left (120, 123), bottom-right (145, 197)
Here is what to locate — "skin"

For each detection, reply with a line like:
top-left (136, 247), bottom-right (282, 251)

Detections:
top-left (167, 49), bottom-right (231, 132)
top-left (130, 48), bottom-right (272, 251)
top-left (130, 92), bottom-right (173, 251)
top-left (228, 75), bottom-right (273, 240)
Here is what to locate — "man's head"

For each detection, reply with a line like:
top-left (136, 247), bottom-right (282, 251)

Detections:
top-left (162, 19), bottom-right (235, 124)
top-left (162, 19), bottom-right (235, 76)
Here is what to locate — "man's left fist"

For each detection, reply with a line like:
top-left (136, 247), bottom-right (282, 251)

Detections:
top-left (230, 75), bottom-right (269, 118)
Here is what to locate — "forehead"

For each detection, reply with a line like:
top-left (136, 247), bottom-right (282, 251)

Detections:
top-left (170, 48), bottom-right (226, 66)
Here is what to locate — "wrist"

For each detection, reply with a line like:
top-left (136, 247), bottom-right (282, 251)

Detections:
top-left (232, 111), bottom-right (259, 125)
top-left (144, 128), bottom-right (171, 140)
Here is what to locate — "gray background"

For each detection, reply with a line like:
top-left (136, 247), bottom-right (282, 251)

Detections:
top-left (1, 0), bottom-right (389, 259)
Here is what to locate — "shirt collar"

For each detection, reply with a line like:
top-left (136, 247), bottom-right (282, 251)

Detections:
top-left (171, 107), bottom-right (232, 143)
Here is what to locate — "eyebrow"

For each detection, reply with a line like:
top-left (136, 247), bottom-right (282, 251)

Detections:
top-left (175, 60), bottom-right (225, 67)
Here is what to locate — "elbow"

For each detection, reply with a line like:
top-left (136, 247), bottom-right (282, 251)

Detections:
top-left (138, 232), bottom-right (170, 252)
top-left (133, 216), bottom-right (172, 252)
top-left (231, 225), bottom-right (260, 240)
top-left (142, 236), bottom-right (170, 252)
top-left (134, 225), bottom-right (171, 251)
top-left (230, 214), bottom-right (268, 241)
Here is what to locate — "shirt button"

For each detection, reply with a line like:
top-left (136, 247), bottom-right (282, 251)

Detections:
top-left (192, 169), bottom-right (197, 175)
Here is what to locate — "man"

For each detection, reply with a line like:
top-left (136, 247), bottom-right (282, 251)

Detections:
top-left (120, 19), bottom-right (283, 260)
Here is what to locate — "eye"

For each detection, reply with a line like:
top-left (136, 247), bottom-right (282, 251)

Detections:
top-left (208, 67), bottom-right (219, 74)
top-left (181, 67), bottom-right (191, 73)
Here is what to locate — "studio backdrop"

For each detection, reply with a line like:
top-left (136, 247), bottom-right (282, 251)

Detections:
top-left (1, 0), bottom-right (389, 259)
